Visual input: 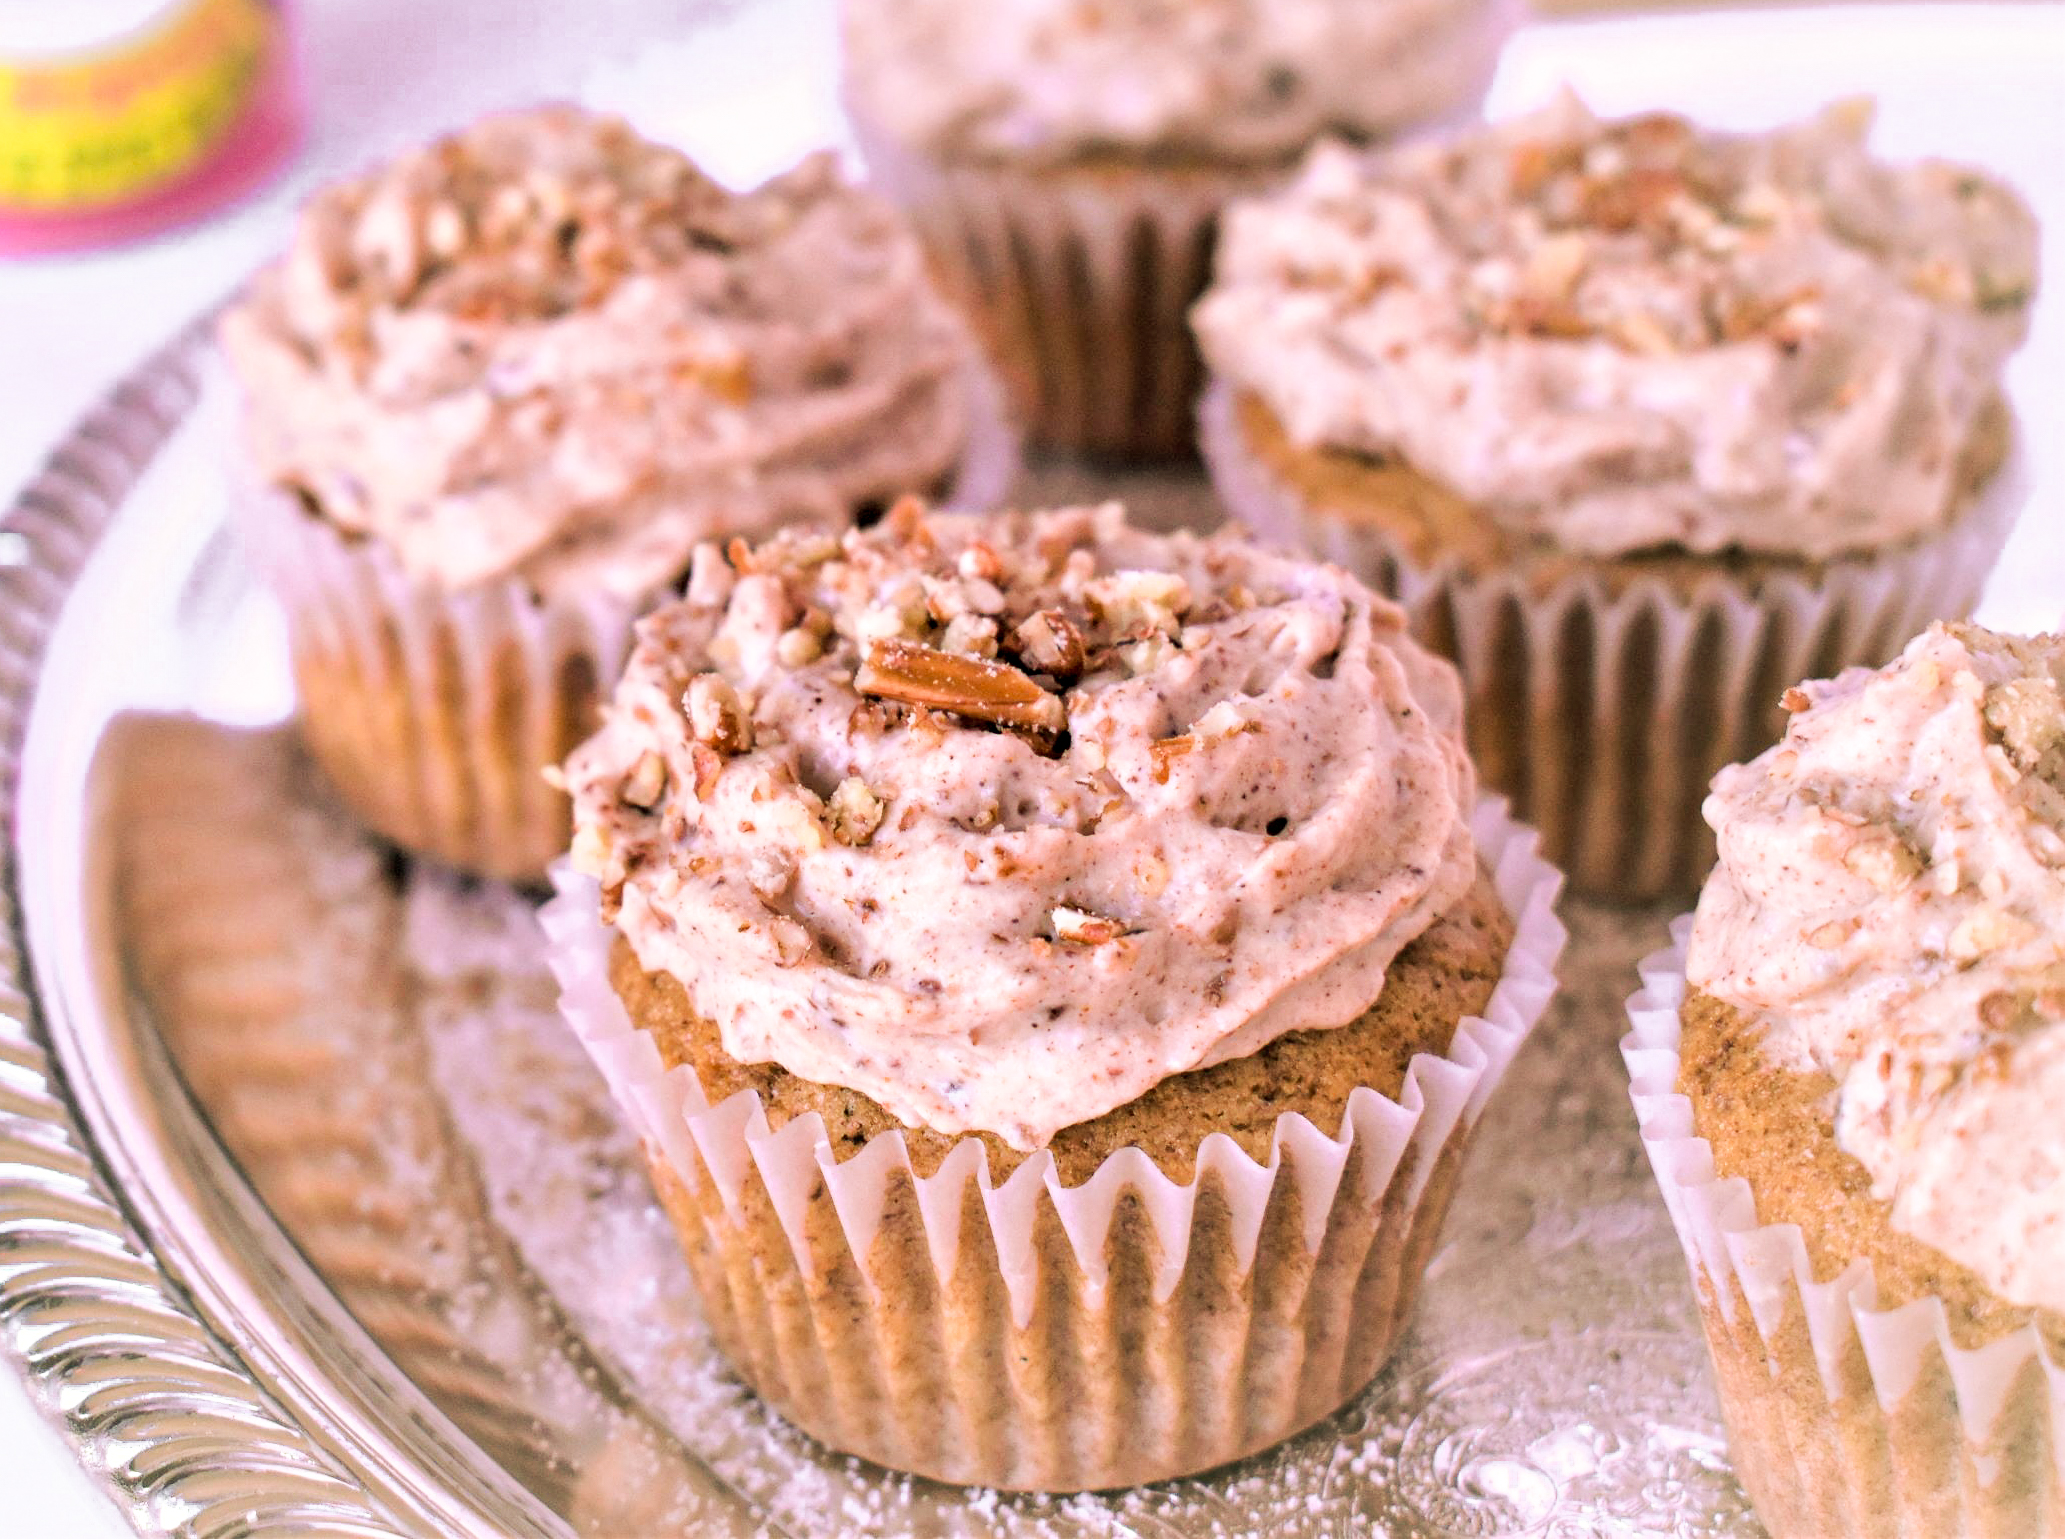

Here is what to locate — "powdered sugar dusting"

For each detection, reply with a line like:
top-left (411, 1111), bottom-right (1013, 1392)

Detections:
top-left (116, 716), bottom-right (1759, 1534)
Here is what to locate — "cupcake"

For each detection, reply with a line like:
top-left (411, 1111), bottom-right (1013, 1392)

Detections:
top-left (1195, 94), bottom-right (2037, 899)
top-left (220, 105), bottom-right (1008, 883)
top-left (840, 0), bottom-right (1511, 460)
top-left (544, 499), bottom-right (1563, 1490)
top-left (1625, 623), bottom-right (2065, 1536)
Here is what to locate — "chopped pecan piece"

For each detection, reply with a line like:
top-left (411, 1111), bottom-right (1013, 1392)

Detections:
top-left (689, 743), bottom-right (725, 799)
top-left (1501, 294), bottom-right (1593, 340)
top-left (1509, 139), bottom-right (1580, 198)
top-left (856, 640), bottom-right (1066, 734)
top-left (826, 778), bottom-right (886, 846)
top-left (1149, 733), bottom-right (1195, 784)
top-left (1085, 571), bottom-right (1192, 637)
top-left (619, 750), bottom-right (668, 811)
top-left (1012, 609), bottom-right (1087, 681)
top-left (684, 673), bottom-right (753, 753)
top-left (1579, 167), bottom-right (1685, 233)
top-left (940, 613), bottom-right (1000, 658)
top-left (957, 540), bottom-right (1004, 582)
top-left (1052, 906), bottom-right (1128, 945)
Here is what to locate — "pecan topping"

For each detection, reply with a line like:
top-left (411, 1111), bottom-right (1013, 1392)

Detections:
top-left (619, 750), bottom-right (668, 811)
top-left (684, 673), bottom-right (753, 753)
top-left (1149, 733), bottom-right (1195, 784)
top-left (826, 777), bottom-right (886, 846)
top-left (855, 640), bottom-right (1066, 734)
top-left (1012, 608), bottom-right (1087, 681)
top-left (1052, 906), bottom-right (1128, 945)
top-left (688, 743), bottom-right (725, 799)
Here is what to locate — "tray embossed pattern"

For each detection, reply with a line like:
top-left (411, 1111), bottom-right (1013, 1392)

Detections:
top-left (0, 29), bottom-right (1783, 1539)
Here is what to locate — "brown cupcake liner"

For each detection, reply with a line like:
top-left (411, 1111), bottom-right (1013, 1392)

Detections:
top-left (1625, 927), bottom-right (2065, 1537)
top-left (1199, 381), bottom-right (2024, 901)
top-left (233, 369), bottom-right (1019, 883)
top-left (854, 115), bottom-right (1269, 462)
top-left (541, 798), bottom-right (1565, 1492)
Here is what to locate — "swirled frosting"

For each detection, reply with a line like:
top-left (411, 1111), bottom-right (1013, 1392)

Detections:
top-left (1689, 623), bottom-right (2065, 1313)
top-left (840, 0), bottom-right (1505, 167)
top-left (221, 106), bottom-right (976, 602)
top-left (1194, 94), bottom-right (2036, 559)
top-left (565, 501), bottom-right (1478, 1149)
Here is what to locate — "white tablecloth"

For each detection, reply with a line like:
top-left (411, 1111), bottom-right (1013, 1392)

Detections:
top-left (0, 3), bottom-right (2058, 1532)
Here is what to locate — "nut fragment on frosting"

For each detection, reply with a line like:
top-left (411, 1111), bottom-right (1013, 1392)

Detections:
top-left (1194, 93), bottom-right (2036, 559)
top-left (221, 106), bottom-right (976, 601)
top-left (566, 500), bottom-right (1479, 1150)
top-left (1688, 623), bottom-right (2065, 1312)
top-left (841, 0), bottom-right (1507, 166)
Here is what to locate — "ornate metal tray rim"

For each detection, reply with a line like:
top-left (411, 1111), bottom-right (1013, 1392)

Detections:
top-left (0, 320), bottom-right (531, 1539)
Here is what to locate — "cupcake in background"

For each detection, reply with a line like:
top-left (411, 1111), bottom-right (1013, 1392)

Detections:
top-left (544, 499), bottom-right (1563, 1490)
top-left (221, 105), bottom-right (1008, 882)
top-left (841, 0), bottom-right (1512, 461)
top-left (1625, 622), bottom-right (2065, 1537)
top-left (1196, 93), bottom-right (2036, 899)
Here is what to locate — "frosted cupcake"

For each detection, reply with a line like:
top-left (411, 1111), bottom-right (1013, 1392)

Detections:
top-left (544, 499), bottom-right (1563, 1490)
top-left (1196, 95), bottom-right (2036, 898)
top-left (1626, 623), bottom-right (2065, 1536)
top-left (221, 105), bottom-right (1005, 882)
top-left (841, 0), bottom-right (1510, 460)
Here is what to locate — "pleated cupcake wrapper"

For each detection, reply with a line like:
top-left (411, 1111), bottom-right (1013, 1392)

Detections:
top-left (233, 367), bottom-right (1018, 883)
top-left (1623, 923), bottom-right (2065, 1537)
top-left (1199, 382), bottom-right (2025, 901)
top-left (848, 0), bottom-right (1517, 465)
top-left (539, 797), bottom-right (1565, 1491)
top-left (855, 116), bottom-right (1258, 461)
top-left (235, 484), bottom-right (637, 882)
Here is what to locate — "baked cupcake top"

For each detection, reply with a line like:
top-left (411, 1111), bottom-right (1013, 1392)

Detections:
top-left (565, 500), bottom-right (1477, 1150)
top-left (1194, 94), bottom-right (2036, 560)
top-left (840, 0), bottom-right (1503, 168)
top-left (221, 106), bottom-right (975, 602)
top-left (1688, 623), bottom-right (2065, 1312)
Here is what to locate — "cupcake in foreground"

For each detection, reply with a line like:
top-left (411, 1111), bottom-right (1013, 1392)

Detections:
top-left (220, 105), bottom-right (1006, 882)
top-left (841, 0), bottom-right (1511, 460)
top-left (1625, 623), bottom-right (2065, 1537)
top-left (544, 499), bottom-right (1563, 1490)
top-left (1196, 93), bottom-right (2036, 898)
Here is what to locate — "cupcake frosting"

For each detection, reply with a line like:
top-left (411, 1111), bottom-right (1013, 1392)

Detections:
top-left (1689, 623), bottom-right (2065, 1313)
top-left (221, 106), bottom-right (975, 603)
top-left (565, 500), bottom-right (1478, 1150)
top-left (1194, 94), bottom-right (2036, 560)
top-left (840, 0), bottom-right (1505, 168)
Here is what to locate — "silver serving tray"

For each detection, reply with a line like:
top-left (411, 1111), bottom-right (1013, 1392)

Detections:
top-left (0, 318), bottom-right (1769, 1537)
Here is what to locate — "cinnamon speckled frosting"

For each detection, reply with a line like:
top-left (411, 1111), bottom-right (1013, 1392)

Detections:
top-left (221, 106), bottom-right (975, 602)
top-left (840, 0), bottom-right (1505, 168)
top-left (1194, 94), bottom-right (2036, 560)
top-left (564, 500), bottom-right (1478, 1150)
top-left (1688, 623), bottom-right (2065, 1313)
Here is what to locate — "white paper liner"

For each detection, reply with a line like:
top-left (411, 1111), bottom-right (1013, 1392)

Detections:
top-left (541, 797), bottom-right (1564, 1490)
top-left (856, 115), bottom-right (1256, 461)
top-left (1199, 381), bottom-right (2026, 902)
top-left (1623, 922), bottom-right (2065, 1535)
top-left (234, 367), bottom-right (1018, 882)
top-left (846, 0), bottom-right (1517, 465)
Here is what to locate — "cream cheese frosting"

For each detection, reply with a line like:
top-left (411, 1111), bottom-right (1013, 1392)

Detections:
top-left (1193, 93), bottom-right (2036, 560)
top-left (221, 106), bottom-right (976, 603)
top-left (840, 0), bottom-right (1505, 168)
top-left (565, 500), bottom-right (1478, 1150)
top-left (1688, 623), bottom-right (2065, 1314)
